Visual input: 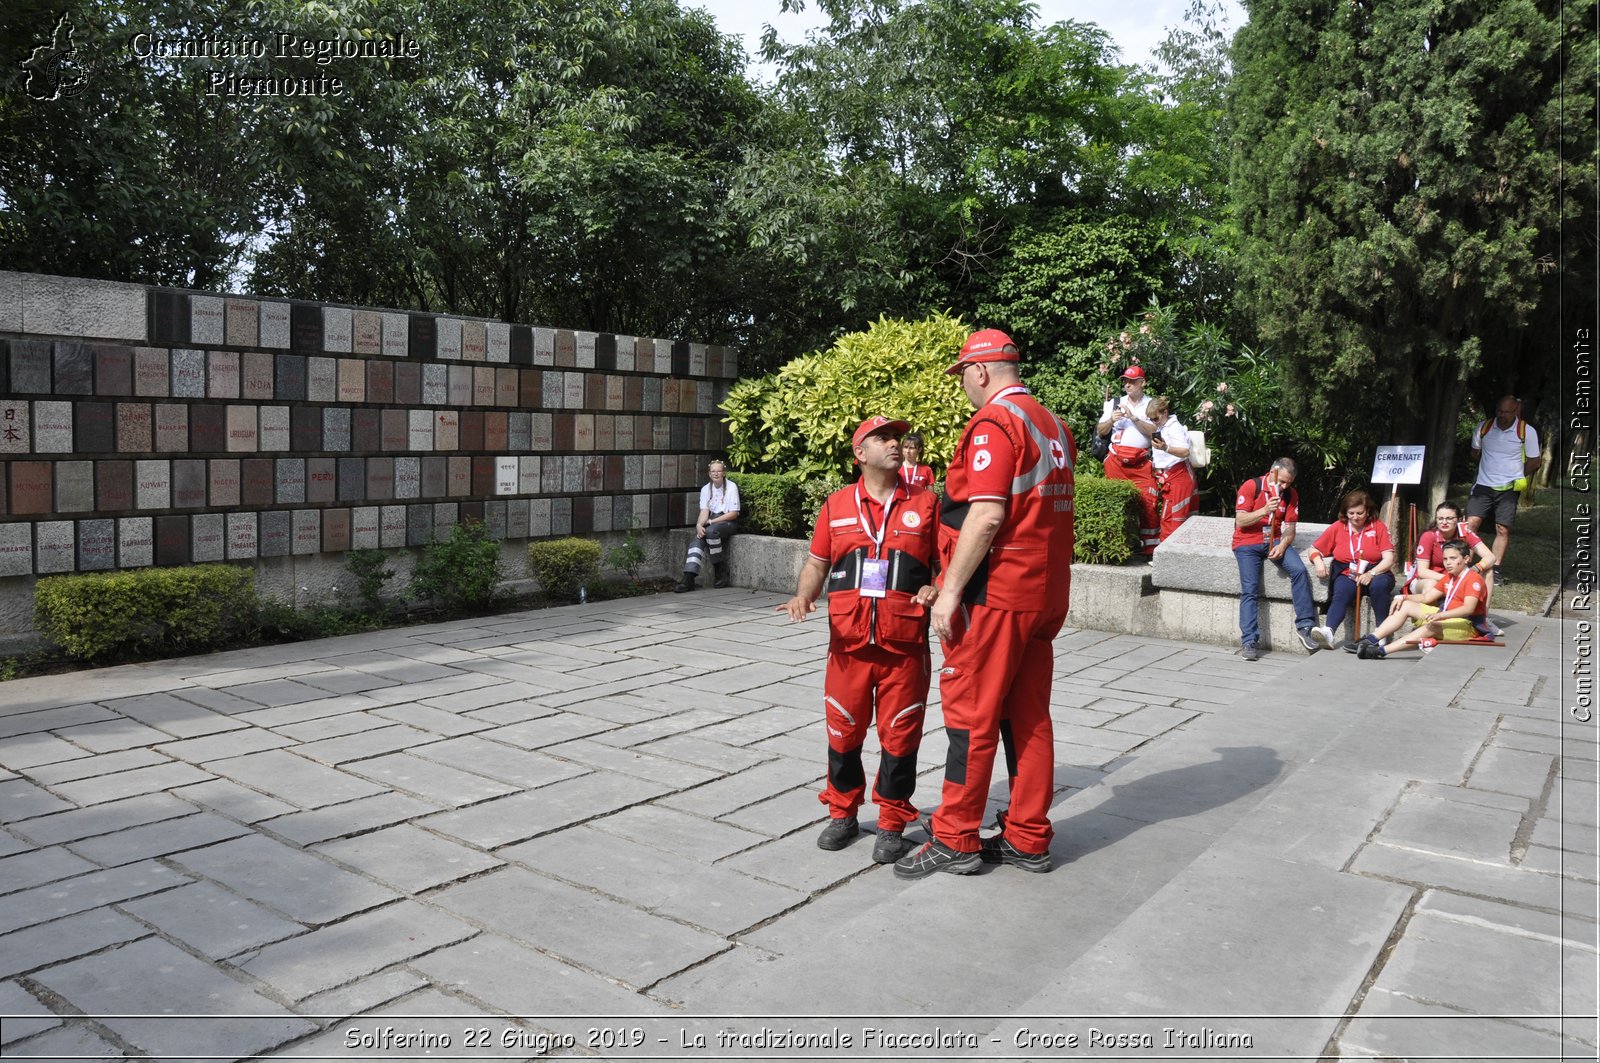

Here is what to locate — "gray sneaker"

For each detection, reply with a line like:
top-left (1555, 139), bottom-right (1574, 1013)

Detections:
top-left (1296, 628), bottom-right (1319, 652)
top-left (817, 816), bottom-right (859, 851)
top-left (1242, 643), bottom-right (1260, 662)
top-left (871, 830), bottom-right (914, 864)
top-left (893, 839), bottom-right (981, 879)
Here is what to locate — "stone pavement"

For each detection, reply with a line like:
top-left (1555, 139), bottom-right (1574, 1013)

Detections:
top-left (0, 589), bottom-right (1593, 1061)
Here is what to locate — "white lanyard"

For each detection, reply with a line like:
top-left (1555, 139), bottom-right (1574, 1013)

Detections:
top-left (1440, 571), bottom-right (1467, 611)
top-left (854, 484), bottom-right (898, 560)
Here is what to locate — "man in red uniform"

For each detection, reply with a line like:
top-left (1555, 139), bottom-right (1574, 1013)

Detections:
top-left (1095, 365), bottom-right (1160, 555)
top-left (896, 329), bottom-right (1076, 878)
top-left (783, 416), bottom-right (940, 864)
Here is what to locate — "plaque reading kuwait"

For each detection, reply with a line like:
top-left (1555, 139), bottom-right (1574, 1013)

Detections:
top-left (496, 457), bottom-right (518, 495)
top-left (135, 460), bottom-right (171, 510)
top-left (119, 517), bottom-right (154, 567)
top-left (192, 513), bottom-right (225, 562)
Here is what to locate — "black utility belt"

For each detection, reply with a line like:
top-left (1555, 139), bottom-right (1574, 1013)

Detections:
top-left (828, 547), bottom-right (931, 594)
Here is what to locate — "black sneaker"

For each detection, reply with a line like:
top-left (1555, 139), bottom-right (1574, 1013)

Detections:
top-left (1242, 643), bottom-right (1260, 662)
top-left (713, 564), bottom-right (730, 589)
top-left (871, 830), bottom-right (914, 864)
top-left (674, 574), bottom-right (696, 593)
top-left (979, 835), bottom-right (1051, 873)
top-left (816, 816), bottom-right (859, 851)
top-left (894, 839), bottom-right (981, 879)
top-left (1296, 628), bottom-right (1319, 652)
top-left (1344, 635), bottom-right (1376, 655)
top-left (1356, 640), bottom-right (1386, 660)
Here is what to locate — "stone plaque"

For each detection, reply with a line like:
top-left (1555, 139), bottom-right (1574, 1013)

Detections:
top-left (510, 325), bottom-right (532, 365)
top-left (208, 459), bottom-right (240, 507)
top-left (227, 512), bottom-right (258, 559)
top-left (531, 413), bottom-right (553, 451)
top-left (275, 458), bottom-right (306, 504)
top-left (473, 367), bottom-right (495, 407)
top-left (655, 338), bottom-right (674, 373)
top-left (350, 408), bottom-right (379, 452)
top-left (689, 342), bottom-right (707, 377)
top-left (192, 513), bottom-right (225, 562)
top-left (149, 291), bottom-right (190, 345)
top-left (97, 459), bottom-right (133, 510)
top-left (551, 496), bottom-right (572, 536)
top-left (460, 411), bottom-right (484, 452)
top-left (449, 456), bottom-right (472, 496)
top-left (241, 458), bottom-right (274, 506)
top-left (207, 351), bottom-right (240, 398)
top-left (595, 415), bottom-right (615, 452)
top-left (566, 371), bottom-right (588, 409)
top-left (323, 407), bottom-right (352, 452)
top-left (323, 508), bottom-right (351, 553)
top-left (225, 405), bottom-right (257, 452)
top-left (436, 317), bottom-right (462, 360)
top-left (53, 341), bottom-right (94, 394)
top-left (409, 314), bottom-right (437, 359)
top-left (407, 504), bottom-right (433, 546)
top-left (531, 327), bottom-right (554, 365)
top-left (433, 503), bottom-right (457, 541)
top-left (259, 406), bottom-right (290, 452)
top-left (0, 403), bottom-right (28, 453)
top-left (434, 411), bottom-right (459, 451)
top-left (595, 333), bottom-right (617, 371)
top-left (380, 505), bottom-right (407, 548)
top-left (241, 351), bottom-right (274, 400)
top-left (605, 375), bottom-right (624, 411)
top-left (642, 377), bottom-right (661, 412)
top-left (623, 455), bottom-right (642, 490)
top-left (421, 456), bottom-right (447, 498)
top-left (574, 414), bottom-right (595, 452)
top-left (34, 400), bottom-right (73, 453)
top-left (624, 377), bottom-right (643, 409)
top-left (507, 412), bottom-right (529, 451)
top-left (55, 460), bottom-right (94, 512)
top-left (394, 361), bottom-right (422, 405)
top-left (486, 323), bottom-right (509, 363)
top-left (478, 412), bottom-right (503, 452)
top-left (154, 404), bottom-right (187, 452)
top-left (583, 455), bottom-right (605, 492)
top-left (353, 310), bottom-right (382, 355)
top-left (422, 364), bottom-right (448, 405)
top-left (225, 298), bottom-right (258, 347)
top-left (323, 306), bottom-right (353, 353)
top-left (541, 457), bottom-right (562, 494)
top-left (351, 506), bottom-right (380, 550)
top-left (337, 358), bottom-right (365, 404)
top-left (590, 495), bottom-right (610, 533)
top-left (96, 345), bottom-right (133, 396)
top-left (170, 349), bottom-right (206, 398)
top-left (336, 457), bottom-right (365, 502)
top-left (0, 522), bottom-right (32, 576)
top-left (307, 357), bottom-right (337, 402)
top-left (119, 516), bottom-right (154, 567)
top-left (491, 368), bottom-right (516, 408)
top-left (380, 409), bottom-right (408, 452)
top-left (553, 329), bottom-right (576, 368)
top-left (576, 331), bottom-right (596, 369)
top-left (275, 354), bottom-right (307, 401)
top-left (155, 514), bottom-right (189, 566)
top-left (506, 498), bottom-right (529, 539)
top-left (408, 410), bottom-right (433, 451)
top-left (495, 456), bottom-right (518, 495)
top-left (528, 497), bottom-right (552, 538)
top-left (306, 457), bottom-right (336, 503)
top-left (381, 312), bottom-right (408, 358)
top-left (394, 456), bottom-right (421, 499)
top-left (615, 414), bottom-right (634, 451)
top-left (191, 295), bottom-right (225, 345)
top-left (36, 521), bottom-right (76, 573)
top-left (448, 366), bottom-right (472, 407)
top-left (463, 320), bottom-right (487, 362)
top-left (292, 509), bottom-right (321, 555)
top-left (172, 459), bottom-right (206, 508)
top-left (134, 457), bottom-right (170, 512)
top-left (365, 456), bottom-right (395, 500)
top-left (519, 456), bottom-right (540, 494)
top-left (482, 500), bottom-right (505, 538)
top-left (642, 454), bottom-right (661, 490)
top-left (260, 301), bottom-right (291, 349)
top-left (540, 370), bottom-right (562, 410)
top-left (259, 510), bottom-right (291, 557)
top-left (519, 369), bottom-right (540, 408)
top-left (615, 334), bottom-right (636, 373)
top-left (189, 405), bottom-right (225, 452)
top-left (8, 339), bottom-right (51, 393)
top-left (291, 303), bottom-right (323, 353)
top-left (471, 456), bottom-right (493, 496)
top-left (366, 359), bottom-right (395, 404)
top-left (552, 414), bottom-right (574, 451)
top-left (117, 402), bottom-right (153, 452)
top-left (291, 406), bottom-right (322, 452)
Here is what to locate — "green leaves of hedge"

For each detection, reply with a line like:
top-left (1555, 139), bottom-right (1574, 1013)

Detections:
top-left (528, 538), bottom-right (601, 602)
top-left (35, 565), bottom-right (258, 662)
top-left (1073, 476), bottom-right (1141, 565)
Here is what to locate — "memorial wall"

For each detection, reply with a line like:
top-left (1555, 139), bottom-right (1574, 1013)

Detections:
top-left (0, 271), bottom-right (735, 631)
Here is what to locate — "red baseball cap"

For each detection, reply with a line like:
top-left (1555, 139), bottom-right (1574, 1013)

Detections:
top-left (946, 328), bottom-right (1020, 375)
top-left (852, 415), bottom-right (911, 448)
top-left (1120, 365), bottom-right (1146, 381)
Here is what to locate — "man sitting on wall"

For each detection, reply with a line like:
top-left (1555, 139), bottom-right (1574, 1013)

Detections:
top-left (676, 460), bottom-right (740, 592)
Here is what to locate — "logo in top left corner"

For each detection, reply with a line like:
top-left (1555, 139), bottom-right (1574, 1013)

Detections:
top-left (21, 13), bottom-right (91, 101)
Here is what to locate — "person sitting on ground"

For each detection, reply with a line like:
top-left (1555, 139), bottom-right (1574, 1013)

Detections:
top-left (676, 460), bottom-right (740, 592)
top-left (1354, 540), bottom-right (1488, 659)
top-left (1307, 489), bottom-right (1396, 650)
top-left (1147, 396), bottom-right (1194, 544)
top-left (1409, 500), bottom-right (1496, 595)
top-left (898, 431), bottom-right (935, 489)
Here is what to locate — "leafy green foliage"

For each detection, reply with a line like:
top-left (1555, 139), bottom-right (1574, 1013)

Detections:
top-left (724, 313), bottom-right (972, 478)
top-left (604, 519), bottom-right (647, 582)
top-left (800, 472), bottom-right (849, 533)
top-left (345, 550), bottom-right (397, 616)
top-left (408, 521), bottom-right (504, 613)
top-left (255, 600), bottom-right (385, 642)
top-left (34, 565), bottom-right (258, 662)
top-left (528, 537), bottom-right (602, 603)
top-left (1072, 476), bottom-right (1141, 565)
top-left (733, 473), bottom-right (805, 537)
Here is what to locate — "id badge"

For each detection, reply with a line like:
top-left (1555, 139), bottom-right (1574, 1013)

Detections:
top-left (859, 558), bottom-right (889, 598)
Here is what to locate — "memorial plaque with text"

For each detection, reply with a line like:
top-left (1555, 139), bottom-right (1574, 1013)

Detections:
top-left (242, 351), bottom-right (275, 400)
top-left (0, 522), bottom-right (39, 575)
top-left (170, 349), bottom-right (206, 398)
top-left (519, 369), bottom-right (540, 409)
top-left (56, 461), bottom-right (94, 512)
top-left (324, 306), bottom-right (352, 353)
top-left (155, 514), bottom-right (189, 567)
top-left (323, 508), bottom-right (352, 553)
top-left (134, 459), bottom-right (171, 510)
top-left (10, 340), bottom-right (51, 393)
top-left (482, 501), bottom-right (504, 538)
top-left (227, 512), bottom-right (258, 559)
top-left (306, 458), bottom-right (336, 503)
top-left (507, 498), bottom-right (529, 539)
top-left (0, 403), bottom-right (28, 454)
top-left (421, 456), bottom-right (448, 498)
top-left (307, 357), bottom-right (337, 402)
top-left (495, 457), bottom-right (518, 495)
top-left (473, 368), bottom-right (496, 406)
top-left (291, 406), bottom-right (322, 452)
top-left (34, 401), bottom-right (73, 453)
top-left (421, 364), bottom-right (447, 405)
top-left (323, 407), bottom-right (352, 452)
top-left (96, 345), bottom-right (133, 396)
top-left (350, 506), bottom-right (380, 550)
top-left (259, 511), bottom-right (291, 557)
top-left (534, 327), bottom-right (555, 365)
top-left (241, 458), bottom-right (274, 506)
top-left (554, 329), bottom-right (576, 367)
top-left (596, 415), bottom-right (615, 452)
top-left (574, 414), bottom-right (595, 452)
top-left (337, 457), bottom-right (365, 502)
top-left (154, 405), bottom-right (187, 452)
top-left (624, 455), bottom-right (642, 491)
top-left (432, 503), bottom-right (457, 540)
top-left (290, 303), bottom-right (323, 353)
top-left (541, 457), bottom-right (562, 494)
top-left (642, 377), bottom-right (661, 413)
top-left (496, 368), bottom-right (519, 408)
top-left (36, 521), bottom-right (75, 573)
top-left (436, 318), bottom-right (461, 361)
top-left (351, 408), bottom-right (380, 452)
top-left (189, 405), bottom-right (225, 453)
top-left (367, 359), bottom-right (395, 404)
top-left (276, 458), bottom-right (306, 504)
top-left (394, 361), bottom-right (422, 405)
top-left (119, 517), bottom-right (154, 567)
top-left (275, 354), bottom-right (307, 401)
top-left (485, 412), bottom-right (509, 452)
top-left (97, 459), bottom-right (133, 510)
top-left (453, 456), bottom-right (476, 496)
top-left (380, 409), bottom-right (408, 452)
top-left (192, 513), bottom-right (225, 562)
top-left (471, 456), bottom-right (493, 496)
top-left (172, 459), bottom-right (206, 508)
top-left (208, 459), bottom-right (241, 507)
top-left (529, 498), bottom-right (552, 538)
top-left (394, 456), bottom-right (421, 499)
top-left (409, 314), bottom-right (437, 359)
top-left (531, 413), bottom-right (553, 451)
top-left (117, 403), bottom-right (153, 453)
top-left (448, 366), bottom-right (472, 406)
top-left (507, 412), bottom-right (529, 452)
top-left (54, 342), bottom-right (94, 395)
top-left (208, 351), bottom-right (240, 398)
top-left (408, 410), bottom-right (433, 451)
top-left (462, 320), bottom-right (487, 361)
top-left (434, 411), bottom-right (459, 451)
top-left (615, 415), bottom-right (634, 451)
top-left (585, 373), bottom-right (604, 410)
top-left (383, 313), bottom-right (408, 357)
top-left (366, 456), bottom-right (394, 500)
top-left (519, 456), bottom-right (540, 495)
top-left (407, 504), bottom-right (432, 546)
top-left (293, 509), bottom-right (321, 554)
top-left (260, 302), bottom-right (291, 348)
top-left (576, 332), bottom-right (595, 368)
top-left (380, 505), bottom-right (407, 547)
top-left (337, 358), bottom-right (365, 403)
top-left (551, 496), bottom-right (572, 536)
top-left (353, 310), bottom-right (382, 355)
top-left (606, 375), bottom-right (624, 411)
top-left (460, 411), bottom-right (484, 452)
top-left (564, 372), bottom-right (585, 410)
top-left (225, 405), bottom-right (257, 452)
top-left (226, 298), bottom-right (258, 347)
top-left (487, 322), bottom-right (510, 363)
top-left (191, 295), bottom-right (225, 345)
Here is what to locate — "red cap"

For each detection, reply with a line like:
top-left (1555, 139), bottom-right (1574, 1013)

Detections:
top-left (1120, 365), bottom-right (1146, 381)
top-left (946, 328), bottom-right (1020, 375)
top-left (852, 415), bottom-right (911, 448)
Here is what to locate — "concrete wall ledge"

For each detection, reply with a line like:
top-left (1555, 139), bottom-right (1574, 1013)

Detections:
top-left (1152, 516), bottom-right (1334, 604)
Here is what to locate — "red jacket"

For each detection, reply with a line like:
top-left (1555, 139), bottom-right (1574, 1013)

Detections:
top-left (808, 481), bottom-right (939, 653)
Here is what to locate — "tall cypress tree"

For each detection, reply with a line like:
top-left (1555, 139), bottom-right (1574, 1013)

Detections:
top-left (1229, 0), bottom-right (1592, 505)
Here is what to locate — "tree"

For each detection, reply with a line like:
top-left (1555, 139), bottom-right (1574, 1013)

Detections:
top-left (1229, 0), bottom-right (1586, 507)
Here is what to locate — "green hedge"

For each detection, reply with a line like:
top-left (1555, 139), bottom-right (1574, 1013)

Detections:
top-left (528, 537), bottom-right (601, 602)
top-left (1074, 475), bottom-right (1141, 565)
top-left (35, 564), bottom-right (258, 662)
top-left (734, 471), bottom-right (805, 537)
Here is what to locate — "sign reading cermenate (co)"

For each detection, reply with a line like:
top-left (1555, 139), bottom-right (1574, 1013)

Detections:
top-left (1372, 445), bottom-right (1426, 485)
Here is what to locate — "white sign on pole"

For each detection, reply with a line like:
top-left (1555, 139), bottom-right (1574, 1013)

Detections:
top-left (1372, 445), bottom-right (1426, 485)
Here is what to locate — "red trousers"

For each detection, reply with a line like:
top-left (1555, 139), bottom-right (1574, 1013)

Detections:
top-left (1155, 462), bottom-right (1196, 542)
top-left (931, 603), bottom-right (1065, 855)
top-left (1105, 448), bottom-right (1160, 554)
top-left (819, 642), bottom-right (930, 832)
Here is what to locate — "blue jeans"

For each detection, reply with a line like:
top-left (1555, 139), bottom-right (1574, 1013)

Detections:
top-left (1234, 543), bottom-right (1317, 647)
top-left (1325, 562), bottom-right (1394, 637)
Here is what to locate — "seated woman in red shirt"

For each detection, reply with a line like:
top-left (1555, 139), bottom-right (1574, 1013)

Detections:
top-left (1306, 489), bottom-right (1396, 650)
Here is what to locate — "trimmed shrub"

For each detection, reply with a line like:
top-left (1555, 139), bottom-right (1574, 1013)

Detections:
top-left (409, 521), bottom-right (504, 612)
top-left (734, 471), bottom-right (804, 536)
top-left (528, 537), bottom-right (601, 602)
top-left (35, 564), bottom-right (258, 662)
top-left (800, 472), bottom-right (847, 532)
top-left (1074, 475), bottom-right (1141, 565)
